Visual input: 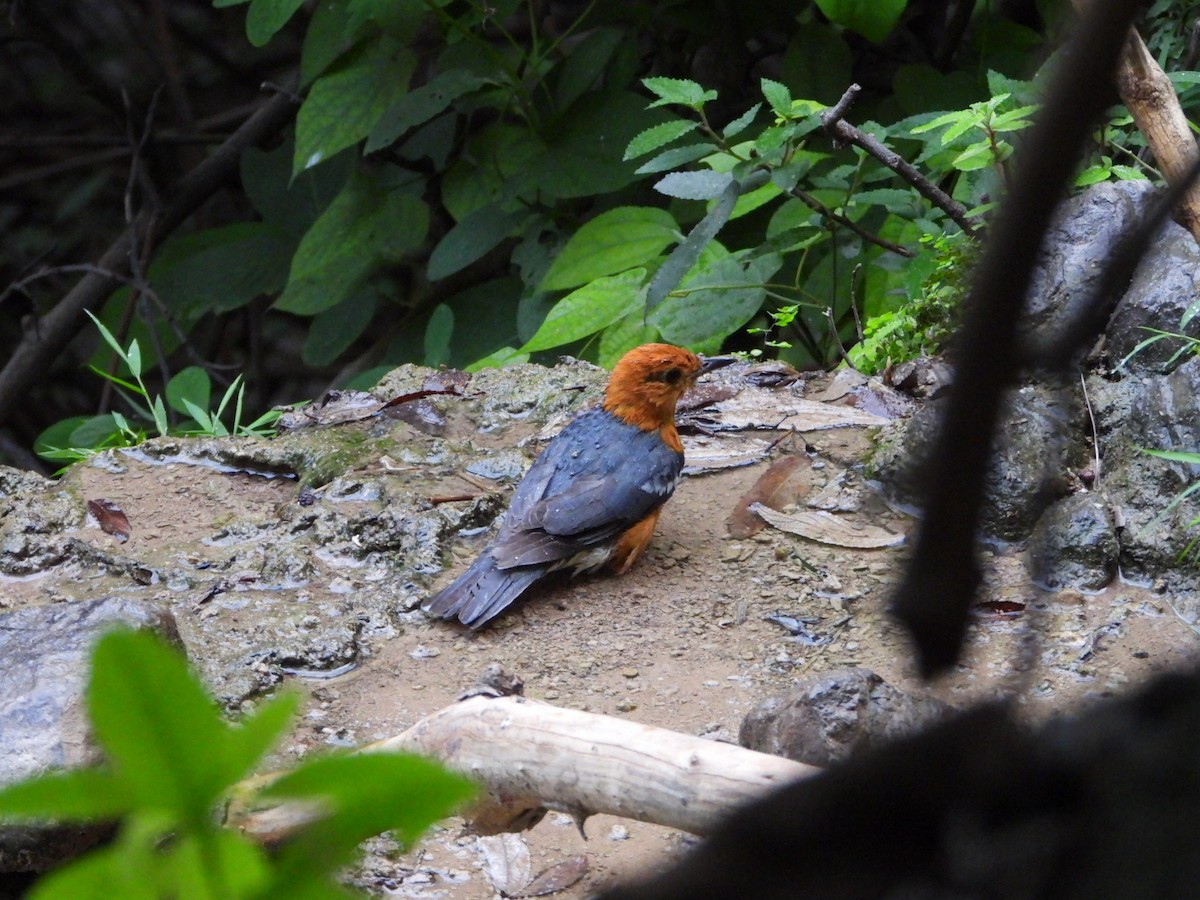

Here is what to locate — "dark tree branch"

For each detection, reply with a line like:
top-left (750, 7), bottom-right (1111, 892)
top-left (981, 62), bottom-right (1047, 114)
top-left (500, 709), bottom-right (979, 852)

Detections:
top-left (0, 89), bottom-right (300, 427)
top-left (785, 186), bottom-right (916, 258)
top-left (821, 84), bottom-right (982, 237)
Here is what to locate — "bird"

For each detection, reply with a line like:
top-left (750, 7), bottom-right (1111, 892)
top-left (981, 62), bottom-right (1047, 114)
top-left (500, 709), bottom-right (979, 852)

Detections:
top-left (422, 343), bottom-right (734, 629)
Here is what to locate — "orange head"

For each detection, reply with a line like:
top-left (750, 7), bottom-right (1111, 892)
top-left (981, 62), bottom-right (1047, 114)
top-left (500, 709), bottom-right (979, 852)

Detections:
top-left (602, 343), bottom-right (732, 435)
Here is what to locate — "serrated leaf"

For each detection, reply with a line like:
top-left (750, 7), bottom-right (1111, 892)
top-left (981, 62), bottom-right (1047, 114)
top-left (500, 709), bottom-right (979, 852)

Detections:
top-left (275, 173), bottom-right (428, 315)
top-left (294, 40), bottom-right (416, 174)
top-left (1075, 165), bottom-right (1111, 187)
top-left (1110, 165), bottom-right (1148, 181)
top-left (428, 204), bottom-right (524, 281)
top-left (641, 76), bottom-right (717, 109)
top-left (650, 255), bottom-right (765, 346)
top-left (366, 70), bottom-right (493, 153)
top-left (624, 120), bottom-right (699, 160)
top-left (653, 170), bottom-right (734, 200)
top-left (634, 142), bottom-right (718, 175)
top-left (952, 140), bottom-right (995, 170)
top-left (760, 78), bottom-right (792, 117)
top-left (722, 103), bottom-right (762, 139)
top-left (540, 207), bottom-right (677, 292)
top-left (520, 270), bottom-right (646, 353)
top-left (245, 0), bottom-right (306, 47)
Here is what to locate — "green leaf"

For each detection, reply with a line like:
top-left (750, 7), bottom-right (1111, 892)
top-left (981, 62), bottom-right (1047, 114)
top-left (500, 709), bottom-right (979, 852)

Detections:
top-left (1075, 165), bottom-right (1111, 187)
top-left (540, 207), bottom-right (677, 292)
top-left (645, 181), bottom-right (739, 315)
top-left (0, 769), bottom-right (131, 821)
top-left (266, 754), bottom-right (475, 889)
top-left (165, 367), bottom-right (211, 417)
top-left (813, 0), bottom-right (906, 42)
top-left (465, 346), bottom-right (529, 372)
top-left (366, 70), bottom-right (493, 153)
top-left (634, 142), bottom-right (718, 175)
top-left (653, 170), bottom-right (734, 200)
top-left (226, 692), bottom-right (302, 785)
top-left (623, 120), bottom-right (699, 161)
top-left (424, 304), bottom-right (454, 367)
top-left (300, 0), bottom-right (351, 85)
top-left (520, 270), bottom-right (646, 353)
top-left (952, 140), bottom-right (996, 171)
top-left (241, 138), bottom-right (355, 237)
top-left (294, 40), bottom-right (416, 174)
top-left (245, 0), bottom-right (305, 47)
top-left (651, 256), bottom-right (766, 346)
top-left (152, 223), bottom-right (293, 320)
top-left (276, 173), bottom-right (428, 315)
top-left (722, 103), bottom-right (762, 139)
top-left (598, 313), bottom-right (660, 368)
top-left (87, 630), bottom-right (232, 820)
top-left (641, 77), bottom-right (717, 109)
top-left (760, 79), bottom-right (792, 117)
top-left (428, 204), bottom-right (524, 281)
top-left (1111, 165), bottom-right (1147, 181)
top-left (555, 26), bottom-right (624, 110)
top-left (85, 311), bottom-right (130, 367)
top-left (302, 287), bottom-right (379, 366)
top-left (125, 339), bottom-right (143, 379)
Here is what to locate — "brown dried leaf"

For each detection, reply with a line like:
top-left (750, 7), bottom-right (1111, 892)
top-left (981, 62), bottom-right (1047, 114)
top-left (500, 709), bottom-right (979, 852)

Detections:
top-left (87, 499), bottom-right (131, 543)
top-left (751, 502), bottom-right (904, 549)
top-left (513, 856), bottom-right (590, 898)
top-left (727, 456), bottom-right (804, 539)
top-left (973, 599), bottom-right (1027, 618)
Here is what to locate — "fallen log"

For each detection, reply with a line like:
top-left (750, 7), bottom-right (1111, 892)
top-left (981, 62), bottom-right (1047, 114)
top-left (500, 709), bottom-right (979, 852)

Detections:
top-left (226, 695), bottom-right (816, 843)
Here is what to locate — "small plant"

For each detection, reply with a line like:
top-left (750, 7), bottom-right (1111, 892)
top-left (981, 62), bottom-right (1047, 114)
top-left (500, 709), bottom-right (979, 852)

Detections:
top-left (848, 232), bottom-right (975, 374)
top-left (0, 629), bottom-right (475, 899)
top-left (35, 313), bottom-right (280, 467)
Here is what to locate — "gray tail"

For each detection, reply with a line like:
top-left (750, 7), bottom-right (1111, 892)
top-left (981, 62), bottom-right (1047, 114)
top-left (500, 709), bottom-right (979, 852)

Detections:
top-left (421, 551), bottom-right (545, 629)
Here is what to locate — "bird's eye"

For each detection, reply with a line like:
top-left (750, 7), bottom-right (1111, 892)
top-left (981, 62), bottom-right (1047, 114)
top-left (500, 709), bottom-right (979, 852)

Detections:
top-left (664, 367), bottom-right (683, 384)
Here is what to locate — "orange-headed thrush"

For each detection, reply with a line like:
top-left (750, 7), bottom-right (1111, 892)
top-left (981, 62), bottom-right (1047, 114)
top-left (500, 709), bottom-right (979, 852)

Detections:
top-left (422, 343), bottom-right (733, 628)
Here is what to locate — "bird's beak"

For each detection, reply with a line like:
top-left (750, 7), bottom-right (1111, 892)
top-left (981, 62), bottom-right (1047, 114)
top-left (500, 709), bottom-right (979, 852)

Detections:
top-left (698, 355), bottom-right (736, 375)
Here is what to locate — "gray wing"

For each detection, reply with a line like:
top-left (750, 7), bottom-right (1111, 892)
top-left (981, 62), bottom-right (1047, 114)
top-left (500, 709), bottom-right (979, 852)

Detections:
top-left (491, 409), bottom-right (683, 567)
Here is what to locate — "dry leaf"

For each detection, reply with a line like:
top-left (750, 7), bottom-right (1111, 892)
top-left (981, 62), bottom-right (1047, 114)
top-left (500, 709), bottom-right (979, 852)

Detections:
top-left (513, 856), bottom-right (590, 898)
top-left (87, 498), bottom-right (131, 543)
top-left (727, 456), bottom-right (803, 538)
top-left (681, 435), bottom-right (774, 473)
top-left (750, 502), bottom-right (904, 549)
top-left (478, 833), bottom-right (532, 895)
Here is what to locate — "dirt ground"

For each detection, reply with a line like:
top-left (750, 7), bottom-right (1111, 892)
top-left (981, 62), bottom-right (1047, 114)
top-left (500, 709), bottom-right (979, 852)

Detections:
top-left (7, 375), bottom-right (1198, 899)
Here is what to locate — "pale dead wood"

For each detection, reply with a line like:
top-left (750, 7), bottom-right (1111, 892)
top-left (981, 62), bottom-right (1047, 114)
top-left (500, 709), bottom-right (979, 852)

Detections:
top-left (227, 696), bottom-right (816, 843)
top-left (1115, 29), bottom-right (1200, 243)
top-left (1071, 1), bottom-right (1200, 244)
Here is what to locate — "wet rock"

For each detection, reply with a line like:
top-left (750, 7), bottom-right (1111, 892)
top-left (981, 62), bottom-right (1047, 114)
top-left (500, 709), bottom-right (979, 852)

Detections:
top-left (869, 383), bottom-right (1081, 540)
top-left (1027, 493), bottom-right (1118, 591)
top-left (0, 597), bottom-right (180, 872)
top-left (1022, 180), bottom-right (1157, 354)
top-left (739, 668), bottom-right (951, 766)
top-left (1082, 363), bottom-right (1200, 581)
top-left (1106, 226), bottom-right (1200, 373)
